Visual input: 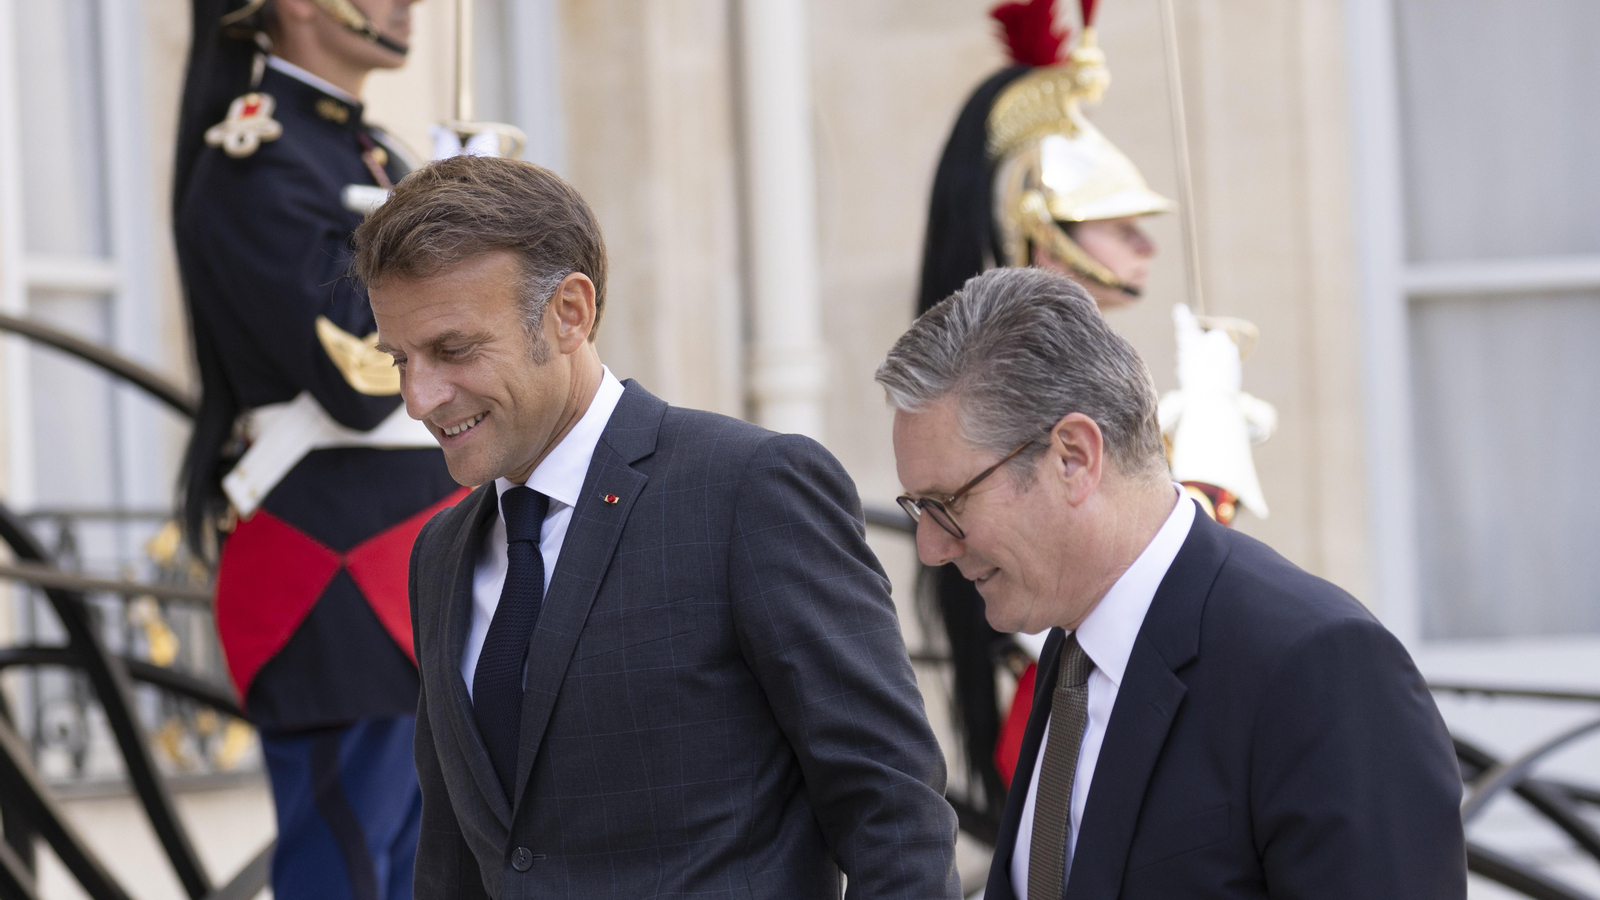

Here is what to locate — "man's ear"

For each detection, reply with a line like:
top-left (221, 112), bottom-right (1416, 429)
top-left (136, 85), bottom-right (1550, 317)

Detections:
top-left (1047, 412), bottom-right (1104, 505)
top-left (549, 272), bottom-right (597, 354)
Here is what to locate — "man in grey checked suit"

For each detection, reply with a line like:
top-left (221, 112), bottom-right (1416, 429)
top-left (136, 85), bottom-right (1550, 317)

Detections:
top-left (354, 155), bottom-right (960, 899)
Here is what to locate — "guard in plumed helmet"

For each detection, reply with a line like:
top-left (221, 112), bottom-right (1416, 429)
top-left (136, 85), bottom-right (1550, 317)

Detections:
top-left (913, 0), bottom-right (1243, 844)
top-left (919, 0), bottom-right (1172, 323)
top-left (173, 1), bottom-right (463, 896)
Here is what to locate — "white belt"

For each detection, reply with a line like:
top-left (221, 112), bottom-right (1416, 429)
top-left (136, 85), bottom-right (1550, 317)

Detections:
top-left (223, 391), bottom-right (437, 518)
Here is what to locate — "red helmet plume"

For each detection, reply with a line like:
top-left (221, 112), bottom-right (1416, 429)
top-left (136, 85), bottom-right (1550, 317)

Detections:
top-left (990, 0), bottom-right (1067, 67)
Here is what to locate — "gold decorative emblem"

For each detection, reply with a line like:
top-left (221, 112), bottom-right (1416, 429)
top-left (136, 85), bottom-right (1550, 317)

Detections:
top-left (204, 92), bottom-right (283, 159)
top-left (987, 29), bottom-right (1110, 159)
top-left (315, 97), bottom-right (350, 124)
top-left (985, 26), bottom-right (1173, 294)
top-left (315, 316), bottom-right (400, 395)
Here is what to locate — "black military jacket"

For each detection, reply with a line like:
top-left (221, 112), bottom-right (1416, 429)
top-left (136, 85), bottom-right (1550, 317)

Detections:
top-left (175, 65), bottom-right (459, 730)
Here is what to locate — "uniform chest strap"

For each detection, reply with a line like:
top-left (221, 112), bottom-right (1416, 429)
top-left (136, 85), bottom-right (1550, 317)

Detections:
top-left (223, 392), bottom-right (436, 518)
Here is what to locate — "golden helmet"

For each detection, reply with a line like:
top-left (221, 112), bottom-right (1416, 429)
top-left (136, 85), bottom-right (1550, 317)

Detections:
top-left (987, 8), bottom-right (1173, 295)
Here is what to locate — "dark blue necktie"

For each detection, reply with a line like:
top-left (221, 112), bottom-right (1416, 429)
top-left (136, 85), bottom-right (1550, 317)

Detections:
top-left (472, 485), bottom-right (549, 803)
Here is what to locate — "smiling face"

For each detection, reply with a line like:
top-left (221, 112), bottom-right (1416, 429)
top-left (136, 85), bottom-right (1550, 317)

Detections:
top-left (369, 250), bottom-right (600, 487)
top-left (893, 397), bottom-right (1112, 634)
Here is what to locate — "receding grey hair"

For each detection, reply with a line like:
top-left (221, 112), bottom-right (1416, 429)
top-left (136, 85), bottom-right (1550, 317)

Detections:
top-left (875, 267), bottom-right (1166, 481)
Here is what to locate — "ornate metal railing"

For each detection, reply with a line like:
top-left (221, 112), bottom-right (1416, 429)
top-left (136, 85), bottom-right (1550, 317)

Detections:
top-left (15, 506), bottom-right (251, 792)
top-left (1436, 683), bottom-right (1600, 900)
top-left (0, 315), bottom-right (270, 900)
top-left (864, 504), bottom-right (1600, 899)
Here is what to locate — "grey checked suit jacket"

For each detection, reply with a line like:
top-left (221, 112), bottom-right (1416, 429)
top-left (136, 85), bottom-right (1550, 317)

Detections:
top-left (409, 380), bottom-right (960, 899)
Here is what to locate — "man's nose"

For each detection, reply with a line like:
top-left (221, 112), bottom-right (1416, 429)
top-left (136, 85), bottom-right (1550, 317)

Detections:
top-left (915, 516), bottom-right (963, 568)
top-left (401, 360), bottom-right (451, 422)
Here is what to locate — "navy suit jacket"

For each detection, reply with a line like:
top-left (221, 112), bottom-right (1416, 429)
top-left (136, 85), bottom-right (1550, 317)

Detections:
top-left (985, 505), bottom-right (1466, 899)
top-left (409, 381), bottom-right (960, 899)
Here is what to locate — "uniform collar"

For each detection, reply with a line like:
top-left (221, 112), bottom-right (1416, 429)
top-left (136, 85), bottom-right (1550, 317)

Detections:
top-left (264, 56), bottom-right (364, 128)
top-left (1070, 486), bottom-right (1195, 688)
top-left (493, 367), bottom-right (625, 513)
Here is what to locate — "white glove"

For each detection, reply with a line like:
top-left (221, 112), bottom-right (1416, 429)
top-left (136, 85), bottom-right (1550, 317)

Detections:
top-left (1159, 304), bottom-right (1274, 518)
top-left (430, 125), bottom-right (503, 160)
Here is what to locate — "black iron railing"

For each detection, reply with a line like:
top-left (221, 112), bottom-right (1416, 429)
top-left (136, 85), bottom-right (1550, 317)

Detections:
top-left (0, 315), bottom-right (269, 900)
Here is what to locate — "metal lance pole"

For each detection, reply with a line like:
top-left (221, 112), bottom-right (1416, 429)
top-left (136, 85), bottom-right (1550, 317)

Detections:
top-left (442, 0), bottom-right (526, 159)
top-left (1158, 0), bottom-right (1206, 317)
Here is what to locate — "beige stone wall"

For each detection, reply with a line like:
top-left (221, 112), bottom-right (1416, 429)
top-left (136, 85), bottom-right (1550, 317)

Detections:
top-left (558, 0), bottom-right (747, 420)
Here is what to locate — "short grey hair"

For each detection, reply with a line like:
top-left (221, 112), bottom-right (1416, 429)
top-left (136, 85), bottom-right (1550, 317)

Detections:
top-left (876, 267), bottom-right (1166, 480)
top-left (517, 268), bottom-right (570, 364)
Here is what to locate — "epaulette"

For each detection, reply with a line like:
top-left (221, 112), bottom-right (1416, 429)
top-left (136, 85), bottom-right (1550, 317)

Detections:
top-left (204, 92), bottom-right (283, 159)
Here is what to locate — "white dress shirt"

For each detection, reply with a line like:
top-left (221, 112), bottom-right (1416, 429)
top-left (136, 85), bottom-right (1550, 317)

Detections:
top-left (1010, 487), bottom-right (1196, 898)
top-left (461, 368), bottom-right (624, 699)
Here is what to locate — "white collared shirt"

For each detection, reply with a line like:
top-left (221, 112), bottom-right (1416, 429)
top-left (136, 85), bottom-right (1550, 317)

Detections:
top-left (1010, 487), bottom-right (1196, 898)
top-left (461, 368), bottom-right (625, 698)
top-left (265, 55), bottom-right (362, 105)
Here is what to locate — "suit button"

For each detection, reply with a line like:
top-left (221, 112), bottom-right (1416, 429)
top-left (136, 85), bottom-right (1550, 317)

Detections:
top-left (511, 847), bottom-right (534, 872)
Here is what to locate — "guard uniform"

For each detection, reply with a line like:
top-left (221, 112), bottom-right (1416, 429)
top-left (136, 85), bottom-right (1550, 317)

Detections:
top-left (173, 8), bottom-right (461, 898)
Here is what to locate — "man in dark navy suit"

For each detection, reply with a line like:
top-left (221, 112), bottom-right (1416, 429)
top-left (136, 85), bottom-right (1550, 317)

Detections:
top-left (173, 1), bottom-right (457, 898)
top-left (879, 266), bottom-right (1466, 899)
top-left (356, 156), bottom-right (960, 899)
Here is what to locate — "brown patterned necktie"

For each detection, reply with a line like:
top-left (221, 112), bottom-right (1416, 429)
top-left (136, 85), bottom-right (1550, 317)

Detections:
top-left (1028, 633), bottom-right (1093, 900)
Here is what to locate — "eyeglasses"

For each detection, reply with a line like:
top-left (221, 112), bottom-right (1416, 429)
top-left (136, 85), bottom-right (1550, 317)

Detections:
top-left (896, 440), bottom-right (1035, 540)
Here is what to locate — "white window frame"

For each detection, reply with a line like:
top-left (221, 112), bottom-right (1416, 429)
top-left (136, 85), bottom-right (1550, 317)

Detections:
top-left (0, 0), bottom-right (163, 515)
top-left (1346, 0), bottom-right (1600, 680)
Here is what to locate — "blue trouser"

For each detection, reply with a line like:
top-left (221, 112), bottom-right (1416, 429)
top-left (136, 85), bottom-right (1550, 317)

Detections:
top-left (261, 716), bottom-right (421, 900)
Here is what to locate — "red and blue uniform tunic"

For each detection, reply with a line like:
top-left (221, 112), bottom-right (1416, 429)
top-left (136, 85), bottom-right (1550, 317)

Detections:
top-left (175, 66), bottom-right (463, 730)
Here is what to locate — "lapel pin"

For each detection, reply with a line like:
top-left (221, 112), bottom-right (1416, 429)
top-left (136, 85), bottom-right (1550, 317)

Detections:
top-left (603, 493), bottom-right (619, 505)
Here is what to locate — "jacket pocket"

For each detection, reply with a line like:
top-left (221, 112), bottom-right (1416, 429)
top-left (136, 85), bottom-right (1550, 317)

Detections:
top-left (1126, 802), bottom-right (1230, 871)
top-left (575, 600), bottom-right (698, 660)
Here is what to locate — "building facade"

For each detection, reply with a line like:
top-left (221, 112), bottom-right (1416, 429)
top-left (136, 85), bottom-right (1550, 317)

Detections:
top-left (0, 0), bottom-right (1593, 896)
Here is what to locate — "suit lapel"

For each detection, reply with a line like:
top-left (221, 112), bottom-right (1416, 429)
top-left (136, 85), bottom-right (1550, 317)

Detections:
top-left (985, 628), bottom-right (1065, 900)
top-left (1064, 507), bottom-right (1230, 899)
top-left (510, 381), bottom-right (666, 807)
top-left (433, 484), bottom-right (514, 829)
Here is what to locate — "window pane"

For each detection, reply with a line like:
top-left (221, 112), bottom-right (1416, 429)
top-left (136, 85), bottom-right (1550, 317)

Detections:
top-left (14, 0), bottom-right (109, 257)
top-left (28, 290), bottom-right (120, 513)
top-left (1396, 0), bottom-right (1600, 262)
top-left (1410, 292), bottom-right (1600, 639)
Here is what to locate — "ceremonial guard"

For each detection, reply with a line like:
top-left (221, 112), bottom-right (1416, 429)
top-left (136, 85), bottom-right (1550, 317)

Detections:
top-left (913, 0), bottom-right (1275, 842)
top-left (173, 1), bottom-right (460, 897)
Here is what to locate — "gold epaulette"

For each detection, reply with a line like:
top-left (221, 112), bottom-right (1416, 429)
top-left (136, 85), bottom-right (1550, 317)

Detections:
top-left (315, 316), bottom-right (400, 395)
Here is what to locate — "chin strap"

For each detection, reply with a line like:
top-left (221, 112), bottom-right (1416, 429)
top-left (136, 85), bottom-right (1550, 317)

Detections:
top-left (1017, 191), bottom-right (1141, 298)
top-left (312, 0), bottom-right (409, 55)
top-left (222, 0), bottom-right (408, 55)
